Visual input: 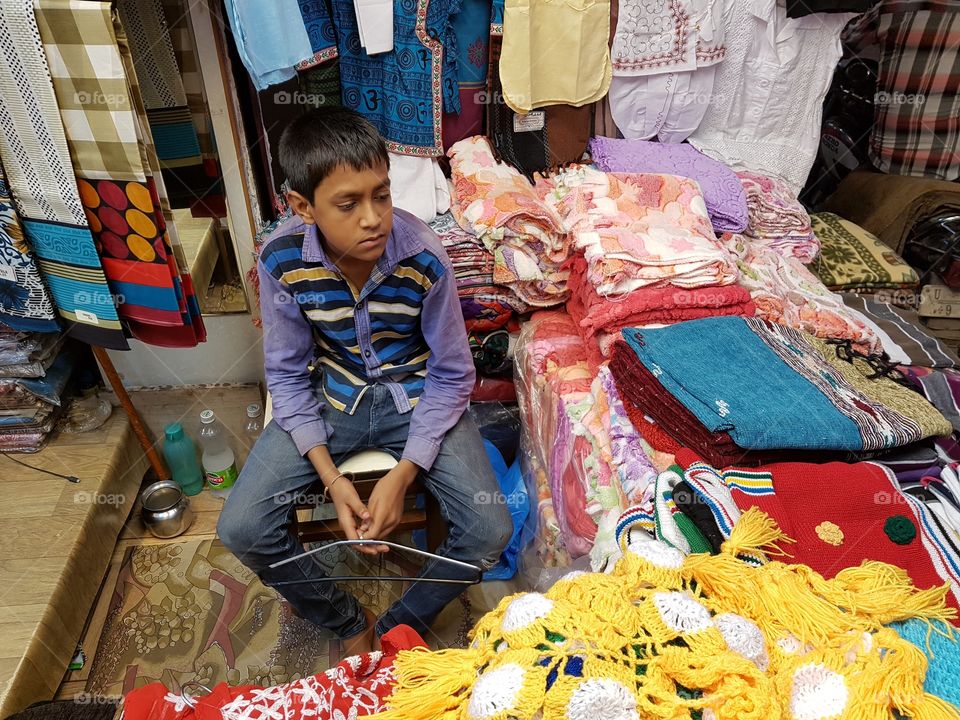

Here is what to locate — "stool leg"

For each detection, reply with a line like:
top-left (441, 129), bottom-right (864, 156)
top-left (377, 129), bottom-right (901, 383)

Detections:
top-left (425, 493), bottom-right (448, 553)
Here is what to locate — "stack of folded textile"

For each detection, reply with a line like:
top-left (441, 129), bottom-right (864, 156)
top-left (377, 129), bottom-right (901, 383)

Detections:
top-left (609, 316), bottom-right (951, 467)
top-left (810, 212), bottom-right (921, 294)
top-left (0, 348), bottom-right (73, 452)
top-left (588, 136), bottom-right (750, 233)
top-left (429, 212), bottom-right (527, 398)
top-left (724, 233), bottom-right (881, 354)
top-left (429, 213), bottom-right (530, 333)
top-left (565, 254), bottom-right (755, 365)
top-left (543, 166), bottom-right (738, 296)
top-left (448, 136), bottom-right (570, 307)
top-left (0, 331), bottom-right (63, 378)
top-left (738, 170), bottom-right (818, 263)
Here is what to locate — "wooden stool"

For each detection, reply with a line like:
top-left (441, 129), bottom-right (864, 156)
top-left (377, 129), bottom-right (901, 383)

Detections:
top-left (264, 394), bottom-right (447, 551)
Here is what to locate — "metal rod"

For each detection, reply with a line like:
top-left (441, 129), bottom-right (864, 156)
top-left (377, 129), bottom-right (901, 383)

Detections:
top-left (93, 345), bottom-right (170, 480)
top-left (270, 539), bottom-right (480, 572)
top-left (273, 575), bottom-right (479, 586)
top-left (268, 539), bottom-right (482, 584)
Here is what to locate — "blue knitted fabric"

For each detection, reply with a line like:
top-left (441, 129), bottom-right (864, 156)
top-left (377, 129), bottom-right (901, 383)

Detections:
top-left (620, 317), bottom-right (863, 451)
top-left (890, 619), bottom-right (960, 708)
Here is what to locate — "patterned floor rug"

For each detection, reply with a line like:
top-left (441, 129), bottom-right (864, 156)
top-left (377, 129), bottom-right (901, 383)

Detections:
top-left (84, 538), bottom-right (522, 697)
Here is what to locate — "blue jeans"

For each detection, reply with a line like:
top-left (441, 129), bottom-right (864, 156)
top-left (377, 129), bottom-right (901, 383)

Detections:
top-left (218, 384), bottom-right (510, 639)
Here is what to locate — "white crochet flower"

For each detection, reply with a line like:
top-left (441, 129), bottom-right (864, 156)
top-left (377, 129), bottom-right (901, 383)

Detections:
top-left (566, 678), bottom-right (640, 720)
top-left (713, 613), bottom-right (769, 671)
top-left (502, 593), bottom-right (554, 632)
top-left (628, 539), bottom-right (685, 569)
top-left (652, 591), bottom-right (712, 633)
top-left (466, 664), bottom-right (526, 720)
top-left (790, 663), bottom-right (849, 720)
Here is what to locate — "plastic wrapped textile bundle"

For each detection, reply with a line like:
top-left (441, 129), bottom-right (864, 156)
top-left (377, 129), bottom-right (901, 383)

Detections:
top-left (513, 311), bottom-right (660, 574)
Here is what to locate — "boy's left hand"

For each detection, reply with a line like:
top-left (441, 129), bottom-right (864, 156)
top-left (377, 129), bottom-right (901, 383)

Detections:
top-left (362, 460), bottom-right (420, 555)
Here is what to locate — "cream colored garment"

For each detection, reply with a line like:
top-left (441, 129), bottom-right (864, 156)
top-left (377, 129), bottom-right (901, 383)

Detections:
top-left (499, 0), bottom-right (612, 113)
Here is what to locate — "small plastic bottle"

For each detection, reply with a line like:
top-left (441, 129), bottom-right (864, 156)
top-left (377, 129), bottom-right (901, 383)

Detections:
top-left (198, 409), bottom-right (238, 495)
top-left (161, 422), bottom-right (204, 496)
top-left (244, 403), bottom-right (263, 443)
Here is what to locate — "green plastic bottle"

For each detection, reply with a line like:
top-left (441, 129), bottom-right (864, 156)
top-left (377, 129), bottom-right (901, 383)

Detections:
top-left (198, 409), bottom-right (238, 493)
top-left (161, 422), bottom-right (204, 496)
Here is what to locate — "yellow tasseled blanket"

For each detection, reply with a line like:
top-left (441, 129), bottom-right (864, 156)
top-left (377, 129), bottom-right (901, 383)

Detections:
top-left (373, 509), bottom-right (959, 720)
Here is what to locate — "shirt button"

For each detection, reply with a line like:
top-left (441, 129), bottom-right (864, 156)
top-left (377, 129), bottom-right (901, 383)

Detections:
top-left (364, 350), bottom-right (371, 357)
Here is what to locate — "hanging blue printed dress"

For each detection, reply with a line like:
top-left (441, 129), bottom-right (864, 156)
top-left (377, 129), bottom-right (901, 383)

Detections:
top-left (330, 0), bottom-right (461, 156)
top-left (296, 0), bottom-right (339, 69)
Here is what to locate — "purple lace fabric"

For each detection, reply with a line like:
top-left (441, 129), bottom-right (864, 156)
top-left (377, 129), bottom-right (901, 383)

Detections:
top-left (588, 136), bottom-right (749, 233)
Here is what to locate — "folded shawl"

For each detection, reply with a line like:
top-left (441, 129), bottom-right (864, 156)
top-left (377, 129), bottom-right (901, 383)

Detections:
top-left (810, 211), bottom-right (920, 291)
top-left (566, 254), bottom-right (755, 361)
top-left (588, 136), bottom-right (749, 233)
top-left (840, 292), bottom-right (957, 368)
top-left (725, 233), bottom-right (881, 354)
top-left (448, 136), bottom-right (570, 306)
top-left (617, 316), bottom-right (950, 453)
top-left (541, 165), bottom-right (738, 296)
top-left (738, 170), bottom-right (818, 263)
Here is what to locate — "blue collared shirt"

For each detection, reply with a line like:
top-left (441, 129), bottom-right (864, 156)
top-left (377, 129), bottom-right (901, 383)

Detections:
top-left (257, 208), bottom-right (475, 470)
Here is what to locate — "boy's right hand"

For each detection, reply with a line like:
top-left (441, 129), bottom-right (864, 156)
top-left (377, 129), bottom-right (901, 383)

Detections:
top-left (328, 480), bottom-right (374, 551)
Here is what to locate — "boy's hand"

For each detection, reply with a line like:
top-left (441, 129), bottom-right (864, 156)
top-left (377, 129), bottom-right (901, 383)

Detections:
top-left (363, 460), bottom-right (420, 555)
top-left (327, 480), bottom-right (372, 546)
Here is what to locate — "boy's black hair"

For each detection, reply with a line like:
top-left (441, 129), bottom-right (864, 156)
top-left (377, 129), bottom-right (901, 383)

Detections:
top-left (278, 106), bottom-right (390, 202)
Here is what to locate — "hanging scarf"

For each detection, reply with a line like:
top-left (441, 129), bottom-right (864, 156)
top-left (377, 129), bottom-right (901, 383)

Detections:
top-left (34, 0), bottom-right (205, 346)
top-left (0, 161), bottom-right (58, 332)
top-left (0, 0), bottom-right (127, 348)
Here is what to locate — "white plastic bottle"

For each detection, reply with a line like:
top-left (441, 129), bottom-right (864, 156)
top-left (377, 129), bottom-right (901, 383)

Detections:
top-left (198, 409), bottom-right (238, 496)
top-left (244, 403), bottom-right (263, 443)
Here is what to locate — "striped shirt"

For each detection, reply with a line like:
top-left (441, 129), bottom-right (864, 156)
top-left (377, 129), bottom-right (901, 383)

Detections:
top-left (845, 0), bottom-right (960, 180)
top-left (257, 208), bottom-right (475, 470)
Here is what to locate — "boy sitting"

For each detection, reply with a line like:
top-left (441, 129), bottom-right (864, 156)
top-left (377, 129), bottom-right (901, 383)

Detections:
top-left (218, 107), bottom-right (510, 654)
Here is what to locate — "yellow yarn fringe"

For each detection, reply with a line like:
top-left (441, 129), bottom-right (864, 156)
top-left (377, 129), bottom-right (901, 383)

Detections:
top-left (720, 506), bottom-right (795, 560)
top-left (370, 509), bottom-right (960, 720)
top-left (684, 508), bottom-right (955, 647)
top-left (374, 648), bottom-right (478, 720)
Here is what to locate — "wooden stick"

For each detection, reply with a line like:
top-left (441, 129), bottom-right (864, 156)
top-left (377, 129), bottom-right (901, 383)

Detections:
top-left (92, 345), bottom-right (170, 480)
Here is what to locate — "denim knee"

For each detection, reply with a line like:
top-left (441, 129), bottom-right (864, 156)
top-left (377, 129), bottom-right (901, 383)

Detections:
top-left (216, 502), bottom-right (252, 556)
top-left (473, 503), bottom-right (513, 568)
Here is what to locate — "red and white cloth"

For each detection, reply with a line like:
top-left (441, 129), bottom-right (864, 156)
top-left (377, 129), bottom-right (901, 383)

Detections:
top-left (120, 625), bottom-right (425, 720)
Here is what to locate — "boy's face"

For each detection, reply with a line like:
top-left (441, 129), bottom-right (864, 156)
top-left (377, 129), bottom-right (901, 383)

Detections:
top-left (288, 161), bottom-right (393, 266)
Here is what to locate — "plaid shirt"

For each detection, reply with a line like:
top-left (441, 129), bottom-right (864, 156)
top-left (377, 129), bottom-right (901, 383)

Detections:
top-left (845, 0), bottom-right (960, 181)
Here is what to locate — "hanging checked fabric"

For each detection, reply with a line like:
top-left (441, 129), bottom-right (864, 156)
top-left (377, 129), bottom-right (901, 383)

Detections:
top-left (0, 161), bottom-right (58, 332)
top-left (0, 0), bottom-right (127, 348)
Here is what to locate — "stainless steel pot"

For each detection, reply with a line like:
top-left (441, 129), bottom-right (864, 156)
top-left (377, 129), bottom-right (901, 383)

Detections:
top-left (140, 480), bottom-right (194, 538)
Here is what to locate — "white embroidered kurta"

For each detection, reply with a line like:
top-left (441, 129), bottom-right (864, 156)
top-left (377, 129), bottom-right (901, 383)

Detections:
top-left (687, 0), bottom-right (857, 193)
top-left (609, 0), bottom-right (727, 142)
